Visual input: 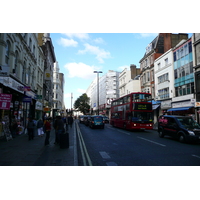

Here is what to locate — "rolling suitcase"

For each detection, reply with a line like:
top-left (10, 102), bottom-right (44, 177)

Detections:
top-left (60, 132), bottom-right (69, 149)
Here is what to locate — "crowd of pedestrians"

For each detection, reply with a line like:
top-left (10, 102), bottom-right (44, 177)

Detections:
top-left (2, 115), bottom-right (74, 146)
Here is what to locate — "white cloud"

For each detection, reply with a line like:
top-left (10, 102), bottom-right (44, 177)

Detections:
top-left (117, 65), bottom-right (129, 72)
top-left (63, 33), bottom-right (89, 40)
top-left (58, 37), bottom-right (78, 47)
top-left (64, 62), bottom-right (98, 79)
top-left (77, 88), bottom-right (86, 93)
top-left (139, 33), bottom-right (158, 38)
top-left (93, 37), bottom-right (105, 44)
top-left (78, 43), bottom-right (111, 63)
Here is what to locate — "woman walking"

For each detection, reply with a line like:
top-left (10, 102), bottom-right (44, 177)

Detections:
top-left (44, 117), bottom-right (52, 146)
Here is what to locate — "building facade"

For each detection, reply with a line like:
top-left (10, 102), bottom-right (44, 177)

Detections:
top-left (0, 33), bottom-right (42, 126)
top-left (193, 33), bottom-right (200, 123)
top-left (52, 61), bottom-right (65, 117)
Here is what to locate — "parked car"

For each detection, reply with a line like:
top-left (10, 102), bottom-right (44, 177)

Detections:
top-left (89, 115), bottom-right (104, 129)
top-left (103, 116), bottom-right (109, 123)
top-left (83, 115), bottom-right (91, 126)
top-left (79, 115), bottom-right (85, 124)
top-left (158, 115), bottom-right (200, 143)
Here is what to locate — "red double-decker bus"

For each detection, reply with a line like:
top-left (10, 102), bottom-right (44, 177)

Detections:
top-left (110, 92), bottom-right (153, 130)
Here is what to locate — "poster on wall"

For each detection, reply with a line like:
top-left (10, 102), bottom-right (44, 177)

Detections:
top-left (0, 94), bottom-right (12, 110)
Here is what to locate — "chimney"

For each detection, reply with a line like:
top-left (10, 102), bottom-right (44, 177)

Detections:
top-left (130, 64), bottom-right (139, 79)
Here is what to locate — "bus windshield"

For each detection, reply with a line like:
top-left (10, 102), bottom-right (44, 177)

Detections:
top-left (131, 111), bottom-right (153, 123)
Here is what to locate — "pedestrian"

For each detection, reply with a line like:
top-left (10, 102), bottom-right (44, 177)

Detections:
top-left (44, 117), bottom-right (52, 146)
top-left (27, 117), bottom-right (35, 140)
top-left (53, 116), bottom-right (65, 144)
top-left (68, 115), bottom-right (73, 128)
top-left (10, 116), bottom-right (18, 138)
top-left (37, 119), bottom-right (44, 137)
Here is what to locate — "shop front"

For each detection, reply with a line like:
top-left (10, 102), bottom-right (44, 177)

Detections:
top-left (167, 99), bottom-right (196, 120)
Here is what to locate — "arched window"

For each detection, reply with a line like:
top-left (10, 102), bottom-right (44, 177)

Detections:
top-left (5, 40), bottom-right (10, 64)
top-left (22, 61), bottom-right (26, 83)
top-left (14, 51), bottom-right (18, 73)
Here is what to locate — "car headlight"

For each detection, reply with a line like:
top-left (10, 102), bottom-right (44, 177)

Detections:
top-left (188, 130), bottom-right (195, 136)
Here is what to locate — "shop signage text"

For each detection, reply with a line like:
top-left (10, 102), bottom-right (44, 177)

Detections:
top-left (0, 94), bottom-right (12, 110)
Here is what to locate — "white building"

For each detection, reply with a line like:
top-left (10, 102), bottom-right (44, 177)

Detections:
top-left (154, 48), bottom-right (174, 120)
top-left (119, 67), bottom-right (141, 97)
top-left (86, 70), bottom-right (120, 116)
top-left (52, 61), bottom-right (65, 116)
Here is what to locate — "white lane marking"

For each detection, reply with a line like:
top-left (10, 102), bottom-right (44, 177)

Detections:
top-left (99, 151), bottom-right (111, 159)
top-left (106, 162), bottom-right (118, 166)
top-left (192, 155), bottom-right (200, 159)
top-left (137, 137), bottom-right (166, 147)
top-left (108, 127), bottom-right (130, 135)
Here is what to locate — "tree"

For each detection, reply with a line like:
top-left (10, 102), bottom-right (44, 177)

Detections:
top-left (74, 93), bottom-right (90, 115)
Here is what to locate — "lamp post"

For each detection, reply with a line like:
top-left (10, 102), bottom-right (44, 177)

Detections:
top-left (94, 71), bottom-right (102, 115)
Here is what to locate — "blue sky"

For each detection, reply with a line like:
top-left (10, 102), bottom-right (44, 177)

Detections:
top-left (51, 33), bottom-right (192, 109)
top-left (50, 33), bottom-right (158, 109)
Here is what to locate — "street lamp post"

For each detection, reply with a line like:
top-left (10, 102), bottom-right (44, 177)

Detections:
top-left (94, 71), bottom-right (102, 115)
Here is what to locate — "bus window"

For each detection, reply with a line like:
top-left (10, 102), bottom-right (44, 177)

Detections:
top-left (133, 93), bottom-right (152, 102)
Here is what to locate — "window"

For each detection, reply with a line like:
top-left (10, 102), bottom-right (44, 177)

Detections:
top-left (29, 38), bottom-right (32, 50)
top-left (173, 52), bottom-right (176, 61)
top-left (188, 41), bottom-right (192, 53)
top-left (165, 58), bottom-right (168, 65)
top-left (14, 51), bottom-right (18, 73)
top-left (147, 71), bottom-right (150, 81)
top-left (157, 63), bottom-right (160, 69)
top-left (22, 61), bottom-right (26, 83)
top-left (5, 40), bottom-right (10, 64)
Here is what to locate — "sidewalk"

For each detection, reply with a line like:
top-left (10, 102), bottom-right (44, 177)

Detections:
top-left (0, 123), bottom-right (77, 166)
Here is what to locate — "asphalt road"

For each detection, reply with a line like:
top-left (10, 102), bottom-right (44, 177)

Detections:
top-left (77, 123), bottom-right (200, 166)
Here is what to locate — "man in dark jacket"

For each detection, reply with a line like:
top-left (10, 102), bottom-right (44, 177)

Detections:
top-left (68, 115), bottom-right (73, 128)
top-left (27, 117), bottom-right (35, 140)
top-left (54, 116), bottom-right (65, 144)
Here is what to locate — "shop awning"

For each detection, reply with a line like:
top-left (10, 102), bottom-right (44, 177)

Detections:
top-left (152, 104), bottom-right (160, 110)
top-left (167, 107), bottom-right (193, 112)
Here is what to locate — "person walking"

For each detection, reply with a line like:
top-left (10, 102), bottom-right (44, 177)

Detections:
top-left (27, 117), bottom-right (35, 140)
top-left (53, 116), bottom-right (65, 144)
top-left (44, 117), bottom-right (52, 146)
top-left (37, 119), bottom-right (44, 137)
top-left (68, 115), bottom-right (73, 128)
top-left (10, 116), bottom-right (18, 138)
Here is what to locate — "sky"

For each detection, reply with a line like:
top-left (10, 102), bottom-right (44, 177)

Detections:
top-left (51, 33), bottom-right (193, 109)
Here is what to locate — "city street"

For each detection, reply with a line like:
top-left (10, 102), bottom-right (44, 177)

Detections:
top-left (77, 122), bottom-right (200, 166)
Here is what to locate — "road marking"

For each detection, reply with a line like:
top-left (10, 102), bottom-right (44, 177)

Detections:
top-left (108, 127), bottom-right (130, 135)
top-left (106, 162), bottom-right (118, 166)
top-left (192, 154), bottom-right (200, 159)
top-left (137, 137), bottom-right (166, 147)
top-left (99, 151), bottom-right (111, 159)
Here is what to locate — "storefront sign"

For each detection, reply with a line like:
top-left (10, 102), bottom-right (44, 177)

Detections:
top-left (25, 91), bottom-right (36, 99)
top-left (0, 77), bottom-right (24, 93)
top-left (22, 97), bottom-right (32, 102)
top-left (0, 94), bottom-right (12, 110)
top-left (195, 102), bottom-right (200, 107)
top-left (43, 107), bottom-right (51, 112)
top-left (161, 100), bottom-right (172, 109)
top-left (172, 100), bottom-right (195, 108)
top-left (35, 101), bottom-right (43, 110)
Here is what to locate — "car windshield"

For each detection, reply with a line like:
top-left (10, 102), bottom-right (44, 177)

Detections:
top-left (177, 117), bottom-right (200, 129)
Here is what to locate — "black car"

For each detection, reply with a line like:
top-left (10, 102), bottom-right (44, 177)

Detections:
top-left (103, 116), bottom-right (109, 123)
top-left (158, 115), bottom-right (200, 143)
top-left (83, 115), bottom-right (91, 126)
